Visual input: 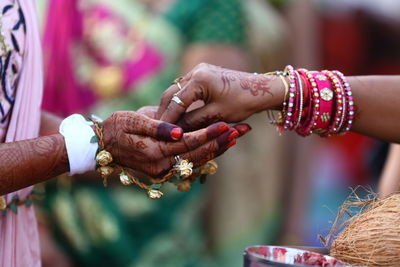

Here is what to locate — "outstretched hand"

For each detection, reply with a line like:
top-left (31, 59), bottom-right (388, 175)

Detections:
top-left (156, 63), bottom-right (284, 131)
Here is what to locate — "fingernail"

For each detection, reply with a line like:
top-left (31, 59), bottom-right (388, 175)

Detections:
top-left (227, 139), bottom-right (236, 149)
top-left (235, 123), bottom-right (252, 134)
top-left (228, 130), bottom-right (239, 141)
top-left (171, 128), bottom-right (183, 140)
top-left (218, 124), bottom-right (229, 134)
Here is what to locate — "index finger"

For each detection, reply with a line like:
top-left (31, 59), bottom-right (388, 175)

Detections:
top-left (107, 111), bottom-right (183, 141)
top-left (159, 80), bottom-right (205, 123)
top-left (156, 84), bottom-right (180, 120)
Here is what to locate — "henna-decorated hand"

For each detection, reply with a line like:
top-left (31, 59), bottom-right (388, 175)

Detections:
top-left (101, 111), bottom-right (251, 178)
top-left (157, 63), bottom-right (285, 130)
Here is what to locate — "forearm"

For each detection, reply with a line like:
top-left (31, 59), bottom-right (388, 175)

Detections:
top-left (0, 134), bottom-right (68, 195)
top-left (348, 76), bottom-right (400, 142)
top-left (262, 75), bottom-right (400, 142)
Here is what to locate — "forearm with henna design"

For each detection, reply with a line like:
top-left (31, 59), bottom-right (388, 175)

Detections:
top-left (0, 134), bottom-right (68, 195)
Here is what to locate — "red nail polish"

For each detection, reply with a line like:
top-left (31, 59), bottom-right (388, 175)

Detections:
top-left (228, 130), bottom-right (239, 141)
top-left (227, 139), bottom-right (236, 149)
top-left (171, 128), bottom-right (183, 140)
top-left (241, 125), bottom-right (252, 133)
top-left (218, 124), bottom-right (229, 134)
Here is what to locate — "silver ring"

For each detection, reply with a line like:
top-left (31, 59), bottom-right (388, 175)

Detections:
top-left (171, 94), bottom-right (186, 107)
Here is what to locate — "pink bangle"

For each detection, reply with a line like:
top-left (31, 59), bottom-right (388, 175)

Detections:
top-left (296, 70), bottom-right (321, 136)
top-left (333, 70), bottom-right (354, 134)
top-left (267, 66), bottom-right (354, 138)
top-left (322, 70), bottom-right (345, 136)
top-left (309, 72), bottom-right (334, 134)
top-left (297, 69), bottom-right (312, 127)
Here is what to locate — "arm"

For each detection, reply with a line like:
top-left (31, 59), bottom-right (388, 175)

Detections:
top-left (0, 110), bottom-right (249, 195)
top-left (0, 111), bottom-right (70, 194)
top-left (378, 144), bottom-right (400, 197)
top-left (157, 64), bottom-right (400, 143)
top-left (0, 134), bottom-right (68, 195)
top-left (347, 76), bottom-right (400, 142)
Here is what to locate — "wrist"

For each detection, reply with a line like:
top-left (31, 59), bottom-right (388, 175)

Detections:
top-left (59, 114), bottom-right (98, 175)
top-left (251, 74), bottom-right (286, 112)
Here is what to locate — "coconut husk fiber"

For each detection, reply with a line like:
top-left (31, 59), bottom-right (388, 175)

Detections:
top-left (322, 190), bottom-right (400, 267)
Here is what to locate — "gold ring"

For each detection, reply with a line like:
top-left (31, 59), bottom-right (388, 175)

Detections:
top-left (174, 156), bottom-right (193, 178)
top-left (172, 77), bottom-right (183, 90)
top-left (171, 94), bottom-right (186, 107)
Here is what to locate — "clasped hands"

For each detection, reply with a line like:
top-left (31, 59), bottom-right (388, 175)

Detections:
top-left (101, 63), bottom-right (282, 180)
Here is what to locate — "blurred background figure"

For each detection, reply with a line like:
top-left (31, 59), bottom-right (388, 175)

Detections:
top-left (35, 0), bottom-right (289, 266)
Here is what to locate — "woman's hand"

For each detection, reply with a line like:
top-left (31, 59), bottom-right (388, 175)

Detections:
top-left (101, 111), bottom-right (250, 178)
top-left (157, 63), bottom-right (284, 130)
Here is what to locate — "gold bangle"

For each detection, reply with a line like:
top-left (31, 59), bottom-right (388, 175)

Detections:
top-left (263, 71), bottom-right (289, 126)
top-left (279, 75), bottom-right (289, 107)
top-left (91, 120), bottom-right (115, 186)
top-left (276, 74), bottom-right (289, 126)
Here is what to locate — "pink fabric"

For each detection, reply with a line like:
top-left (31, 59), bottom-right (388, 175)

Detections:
top-left (0, 0), bottom-right (25, 141)
top-left (0, 0), bottom-right (43, 266)
top-left (41, 0), bottom-right (92, 116)
top-left (41, 0), bottom-right (163, 117)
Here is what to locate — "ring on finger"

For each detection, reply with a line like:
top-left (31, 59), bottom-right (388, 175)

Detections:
top-left (172, 77), bottom-right (183, 90)
top-left (171, 94), bottom-right (186, 107)
top-left (174, 155), bottom-right (193, 178)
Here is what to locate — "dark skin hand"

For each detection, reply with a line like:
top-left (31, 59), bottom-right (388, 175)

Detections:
top-left (157, 63), bottom-right (283, 129)
top-left (102, 111), bottom-right (244, 178)
top-left (0, 110), bottom-right (250, 195)
top-left (158, 63), bottom-right (400, 143)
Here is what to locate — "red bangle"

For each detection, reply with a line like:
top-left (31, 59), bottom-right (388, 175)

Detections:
top-left (311, 71), bottom-right (334, 134)
top-left (296, 69), bottom-right (320, 136)
top-left (269, 66), bottom-right (354, 137)
top-left (322, 70), bottom-right (345, 136)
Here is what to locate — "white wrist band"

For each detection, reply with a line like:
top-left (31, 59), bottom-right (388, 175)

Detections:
top-left (59, 114), bottom-right (99, 175)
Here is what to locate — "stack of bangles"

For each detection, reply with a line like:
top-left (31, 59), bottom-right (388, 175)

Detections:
top-left (267, 65), bottom-right (354, 137)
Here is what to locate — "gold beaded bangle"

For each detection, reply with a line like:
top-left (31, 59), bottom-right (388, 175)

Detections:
top-left (91, 120), bottom-right (114, 187)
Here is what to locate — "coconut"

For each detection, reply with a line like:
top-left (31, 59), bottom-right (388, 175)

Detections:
top-left (325, 192), bottom-right (400, 267)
